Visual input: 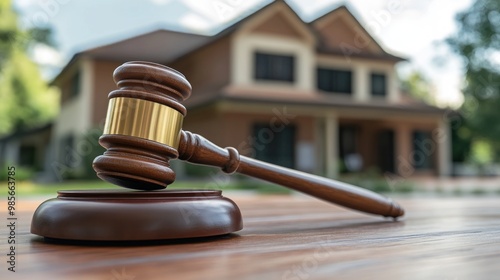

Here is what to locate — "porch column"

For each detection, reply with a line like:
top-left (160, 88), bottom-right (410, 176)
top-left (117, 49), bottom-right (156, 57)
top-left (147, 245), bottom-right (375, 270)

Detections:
top-left (325, 113), bottom-right (338, 178)
top-left (437, 119), bottom-right (451, 177)
top-left (394, 125), bottom-right (411, 177)
top-left (3, 141), bottom-right (20, 166)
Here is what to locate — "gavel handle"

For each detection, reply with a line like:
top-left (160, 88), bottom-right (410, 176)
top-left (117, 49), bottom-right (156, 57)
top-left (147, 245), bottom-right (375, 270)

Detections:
top-left (178, 131), bottom-right (404, 218)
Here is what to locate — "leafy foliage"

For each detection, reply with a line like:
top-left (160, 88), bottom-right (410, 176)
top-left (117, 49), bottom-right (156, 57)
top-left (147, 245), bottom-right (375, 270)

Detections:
top-left (0, 0), bottom-right (58, 135)
top-left (450, 114), bottom-right (472, 162)
top-left (447, 0), bottom-right (500, 161)
top-left (400, 71), bottom-right (436, 105)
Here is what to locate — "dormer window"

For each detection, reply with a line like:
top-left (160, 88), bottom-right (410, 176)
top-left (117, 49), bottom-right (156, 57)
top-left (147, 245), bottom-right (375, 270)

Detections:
top-left (317, 68), bottom-right (352, 94)
top-left (254, 52), bottom-right (295, 82)
top-left (371, 73), bottom-right (386, 97)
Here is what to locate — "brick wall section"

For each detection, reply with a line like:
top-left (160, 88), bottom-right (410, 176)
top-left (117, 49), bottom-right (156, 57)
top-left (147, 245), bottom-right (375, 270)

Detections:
top-left (91, 60), bottom-right (122, 126)
top-left (169, 36), bottom-right (231, 104)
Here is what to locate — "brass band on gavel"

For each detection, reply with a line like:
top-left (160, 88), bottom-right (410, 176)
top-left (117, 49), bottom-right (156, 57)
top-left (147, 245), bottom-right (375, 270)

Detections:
top-left (103, 97), bottom-right (184, 149)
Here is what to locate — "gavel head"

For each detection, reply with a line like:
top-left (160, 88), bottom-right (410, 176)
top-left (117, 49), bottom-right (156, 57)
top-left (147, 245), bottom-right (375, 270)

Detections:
top-left (92, 61), bottom-right (191, 190)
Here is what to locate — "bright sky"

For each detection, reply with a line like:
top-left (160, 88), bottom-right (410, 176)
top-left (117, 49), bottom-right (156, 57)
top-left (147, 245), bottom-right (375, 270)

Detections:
top-left (15, 0), bottom-right (474, 107)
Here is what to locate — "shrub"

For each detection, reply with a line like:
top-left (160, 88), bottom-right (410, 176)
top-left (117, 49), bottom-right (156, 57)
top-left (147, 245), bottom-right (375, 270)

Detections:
top-left (470, 188), bottom-right (487, 196)
top-left (185, 164), bottom-right (218, 178)
top-left (0, 165), bottom-right (34, 181)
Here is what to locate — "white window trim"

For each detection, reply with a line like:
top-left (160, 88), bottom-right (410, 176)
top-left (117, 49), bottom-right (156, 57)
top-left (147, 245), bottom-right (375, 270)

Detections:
top-left (231, 33), bottom-right (314, 91)
top-left (316, 55), bottom-right (399, 102)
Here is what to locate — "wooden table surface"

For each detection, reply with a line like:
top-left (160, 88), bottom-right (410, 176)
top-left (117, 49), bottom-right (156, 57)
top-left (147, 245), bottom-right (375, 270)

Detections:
top-left (2, 193), bottom-right (500, 280)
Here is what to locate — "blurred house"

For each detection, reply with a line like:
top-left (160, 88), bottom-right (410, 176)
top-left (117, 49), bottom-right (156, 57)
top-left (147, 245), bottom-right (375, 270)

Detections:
top-left (0, 124), bottom-right (52, 175)
top-left (32, 1), bottom-right (451, 180)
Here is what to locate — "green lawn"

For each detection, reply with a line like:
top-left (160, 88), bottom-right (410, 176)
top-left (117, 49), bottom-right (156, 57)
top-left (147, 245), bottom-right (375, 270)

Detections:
top-left (2, 179), bottom-right (497, 197)
top-left (4, 180), bottom-right (114, 196)
top-left (1, 179), bottom-right (292, 197)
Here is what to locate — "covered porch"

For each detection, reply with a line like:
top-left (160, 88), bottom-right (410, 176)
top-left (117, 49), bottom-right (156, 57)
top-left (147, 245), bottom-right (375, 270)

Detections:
top-left (184, 97), bottom-right (451, 180)
top-left (320, 112), bottom-right (451, 179)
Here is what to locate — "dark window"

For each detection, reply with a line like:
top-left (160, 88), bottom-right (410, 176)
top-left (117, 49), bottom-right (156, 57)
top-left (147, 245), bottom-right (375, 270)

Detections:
top-left (253, 123), bottom-right (295, 168)
top-left (254, 52), bottom-right (294, 82)
top-left (317, 68), bottom-right (352, 94)
top-left (70, 70), bottom-right (81, 98)
top-left (371, 73), bottom-right (386, 96)
top-left (412, 131), bottom-right (434, 170)
top-left (19, 145), bottom-right (36, 167)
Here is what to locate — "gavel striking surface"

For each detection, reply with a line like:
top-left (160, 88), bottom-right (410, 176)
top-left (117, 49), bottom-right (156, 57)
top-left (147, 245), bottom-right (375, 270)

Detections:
top-left (31, 189), bottom-right (242, 241)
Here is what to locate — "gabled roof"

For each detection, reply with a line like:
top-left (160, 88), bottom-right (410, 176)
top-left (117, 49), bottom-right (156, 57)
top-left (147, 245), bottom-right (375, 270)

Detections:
top-left (211, 0), bottom-right (313, 39)
top-left (82, 29), bottom-right (210, 62)
top-left (310, 5), bottom-right (406, 61)
top-left (0, 122), bottom-right (53, 142)
top-left (51, 28), bottom-right (212, 85)
top-left (53, 0), bottom-right (405, 84)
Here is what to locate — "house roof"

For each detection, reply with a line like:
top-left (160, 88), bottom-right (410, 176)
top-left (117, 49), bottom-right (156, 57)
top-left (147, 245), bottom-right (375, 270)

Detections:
top-left (81, 29), bottom-right (211, 62)
top-left (220, 86), bottom-right (447, 114)
top-left (311, 5), bottom-right (394, 57)
top-left (317, 46), bottom-right (405, 62)
top-left (0, 123), bottom-right (53, 143)
top-left (222, 96), bottom-right (446, 116)
top-left (52, 0), bottom-right (405, 84)
top-left (181, 83), bottom-right (447, 115)
top-left (51, 28), bottom-right (212, 84)
top-left (212, 0), bottom-right (312, 40)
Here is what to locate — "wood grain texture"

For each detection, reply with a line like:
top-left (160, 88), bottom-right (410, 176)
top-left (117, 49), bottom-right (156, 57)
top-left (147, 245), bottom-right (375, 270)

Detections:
top-left (2, 194), bottom-right (500, 280)
top-left (30, 190), bottom-right (243, 241)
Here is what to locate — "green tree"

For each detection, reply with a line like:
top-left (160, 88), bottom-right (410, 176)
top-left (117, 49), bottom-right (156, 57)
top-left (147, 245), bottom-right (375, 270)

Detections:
top-left (447, 0), bottom-right (500, 161)
top-left (0, 0), bottom-right (58, 135)
top-left (400, 71), bottom-right (436, 105)
top-left (450, 114), bottom-right (472, 163)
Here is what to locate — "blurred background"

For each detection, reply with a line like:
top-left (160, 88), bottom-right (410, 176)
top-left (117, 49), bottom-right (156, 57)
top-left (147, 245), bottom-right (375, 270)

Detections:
top-left (0, 0), bottom-right (499, 195)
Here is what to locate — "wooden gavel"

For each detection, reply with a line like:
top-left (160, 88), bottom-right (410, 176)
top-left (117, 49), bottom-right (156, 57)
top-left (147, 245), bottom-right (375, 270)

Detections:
top-left (93, 61), bottom-right (404, 218)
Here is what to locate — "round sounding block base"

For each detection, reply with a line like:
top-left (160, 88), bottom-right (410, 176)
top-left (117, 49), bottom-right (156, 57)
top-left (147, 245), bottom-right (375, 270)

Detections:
top-left (31, 189), bottom-right (243, 241)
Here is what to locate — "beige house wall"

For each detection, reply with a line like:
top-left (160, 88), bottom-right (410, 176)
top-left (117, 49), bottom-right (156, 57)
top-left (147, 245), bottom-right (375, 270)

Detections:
top-left (230, 1), bottom-right (315, 91)
top-left (52, 58), bottom-right (94, 158)
top-left (53, 59), bottom-right (93, 136)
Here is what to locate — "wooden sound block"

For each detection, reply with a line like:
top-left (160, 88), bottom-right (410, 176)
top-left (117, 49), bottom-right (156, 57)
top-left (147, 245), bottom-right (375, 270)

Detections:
top-left (31, 189), bottom-right (243, 241)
